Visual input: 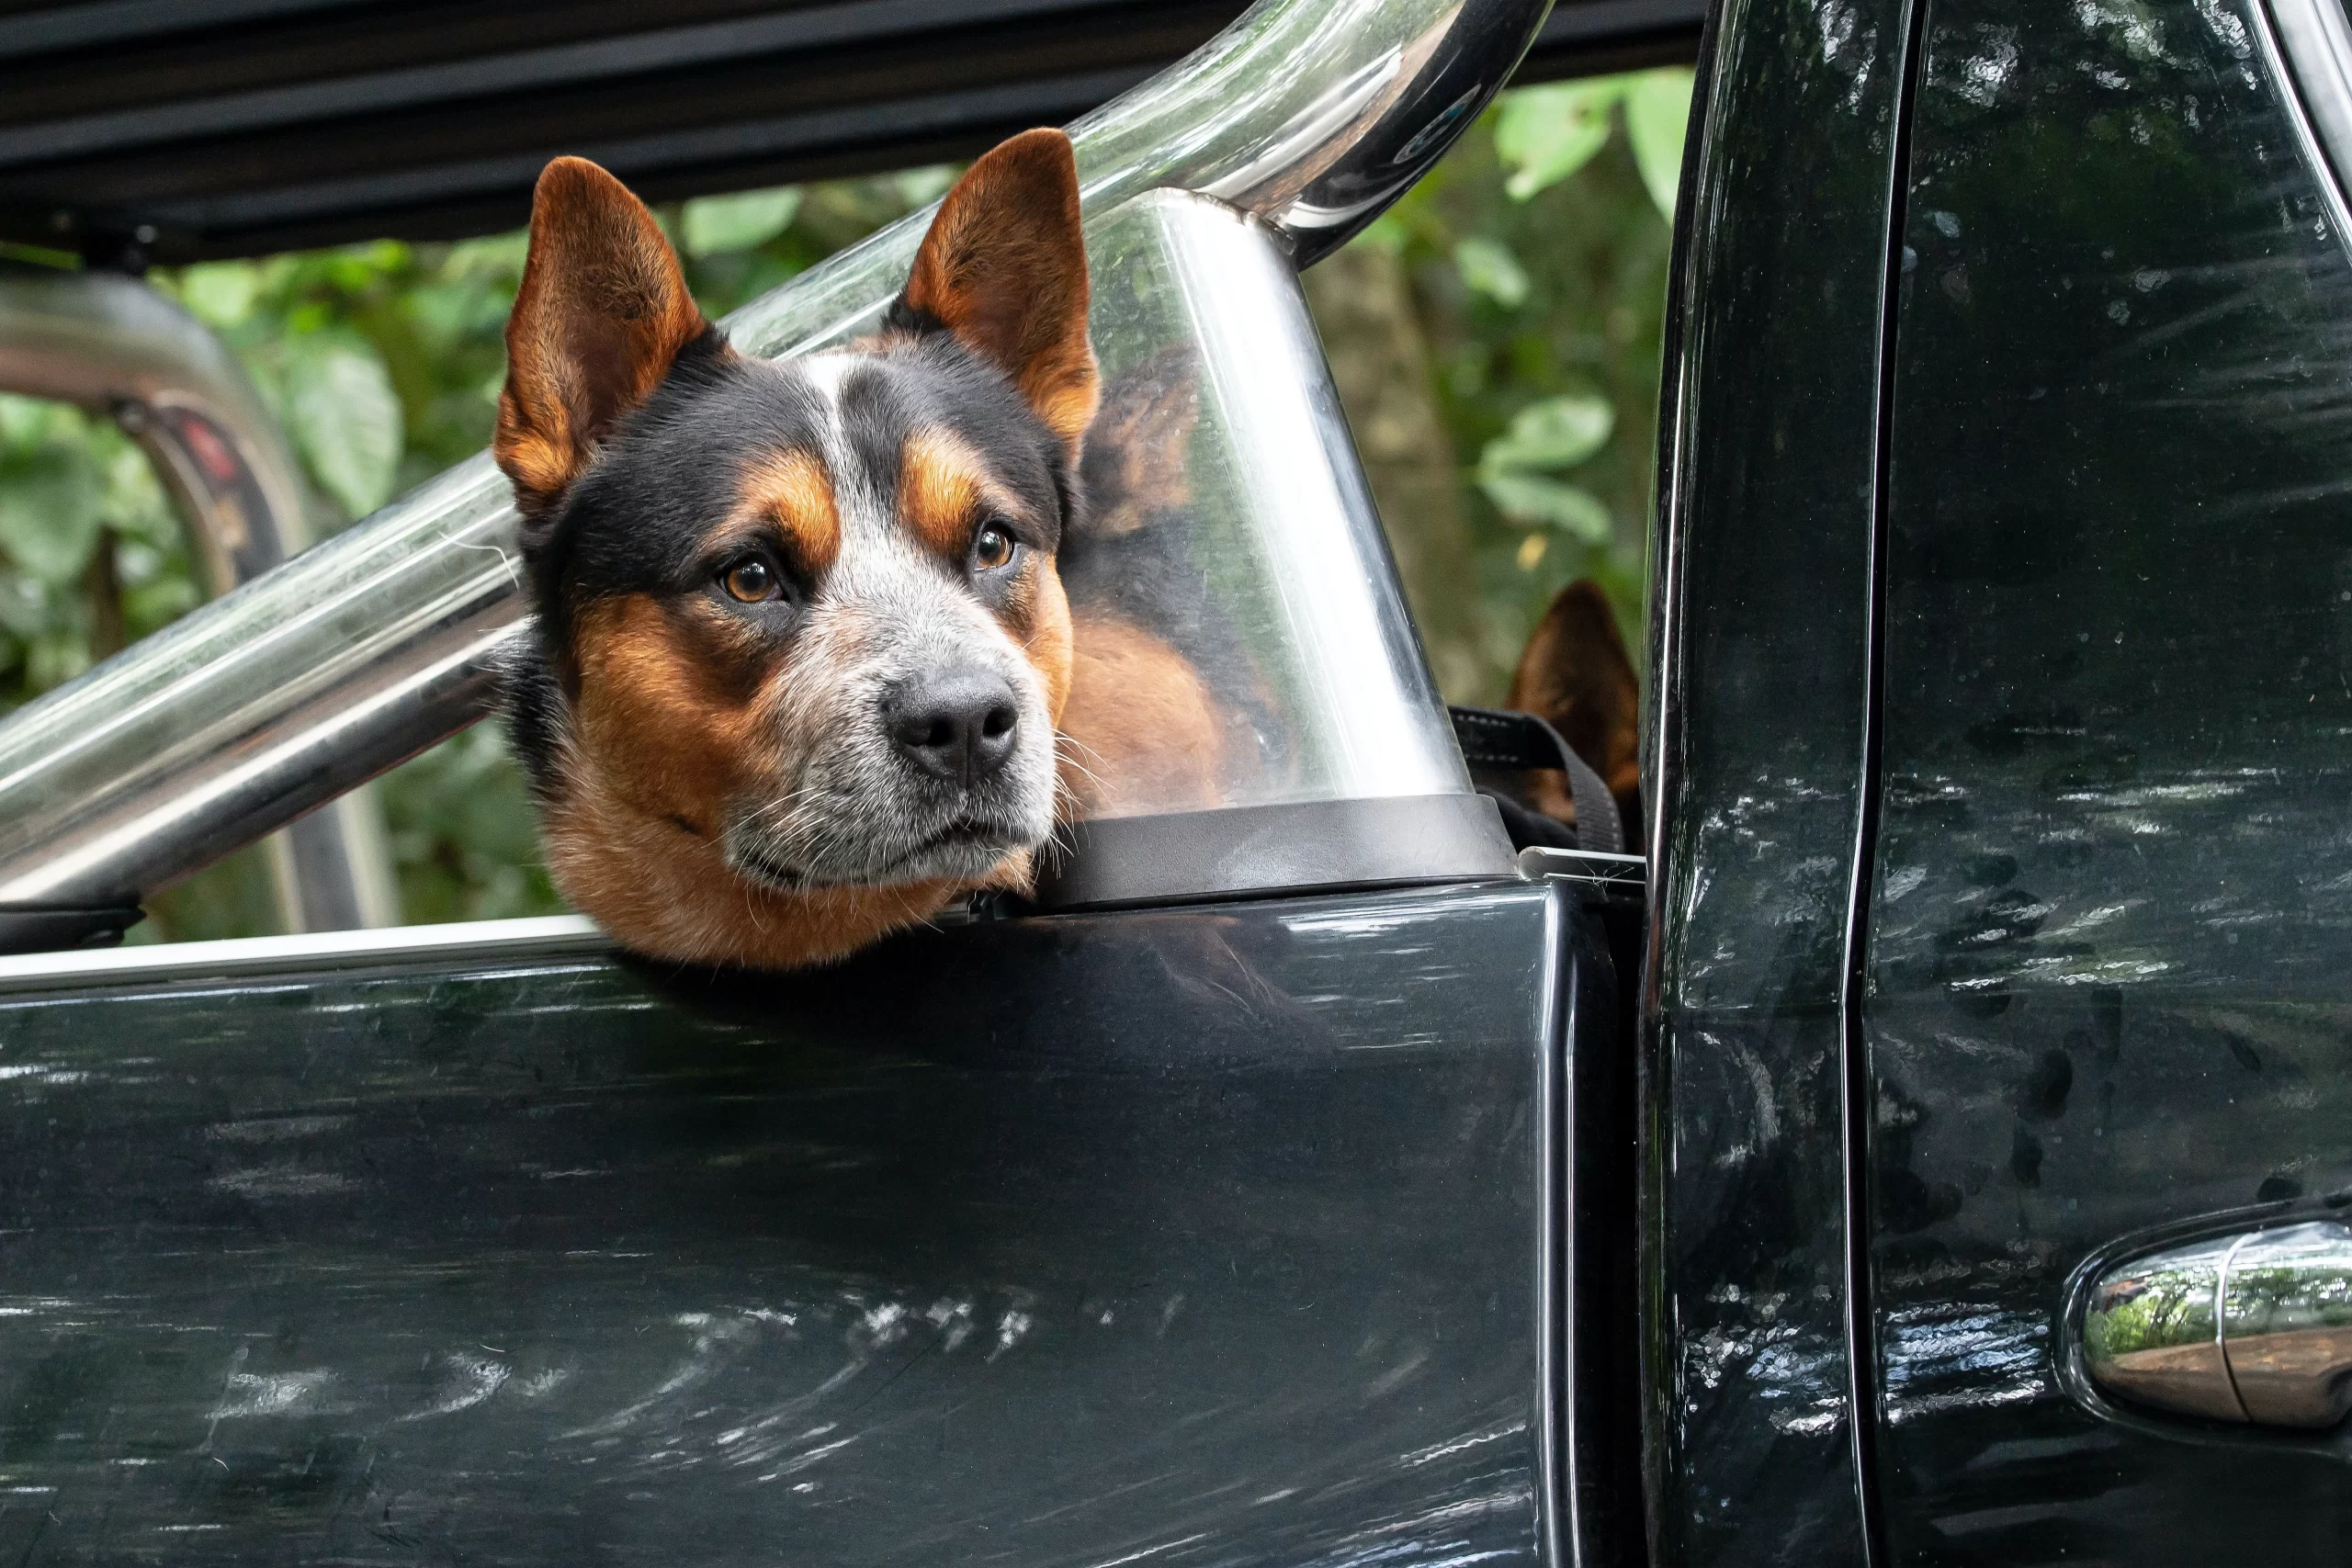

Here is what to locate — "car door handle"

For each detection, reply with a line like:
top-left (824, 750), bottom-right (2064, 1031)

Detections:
top-left (2084, 1221), bottom-right (2352, 1428)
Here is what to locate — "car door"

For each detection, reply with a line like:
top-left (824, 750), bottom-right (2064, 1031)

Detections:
top-left (1656, 0), bottom-right (2352, 1558)
top-left (1860, 0), bottom-right (2352, 1558)
top-left (0, 877), bottom-right (1632, 1566)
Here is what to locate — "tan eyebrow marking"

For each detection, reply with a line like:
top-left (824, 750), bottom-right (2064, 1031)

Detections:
top-left (730, 447), bottom-right (840, 573)
top-left (899, 428), bottom-right (1029, 559)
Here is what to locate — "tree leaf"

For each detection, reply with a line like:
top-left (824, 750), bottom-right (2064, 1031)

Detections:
top-left (0, 445), bottom-right (104, 584)
top-left (681, 186), bottom-right (803, 257)
top-left (284, 331), bottom-right (402, 519)
top-left (1476, 471), bottom-right (1614, 542)
top-left (1495, 80), bottom-right (1624, 201)
top-left (890, 166), bottom-right (959, 209)
top-left (0, 393), bottom-right (60, 453)
top-left (179, 261), bottom-right (261, 328)
top-left (1625, 70), bottom-right (1698, 220)
top-left (1453, 236), bottom-right (1530, 308)
top-left (1481, 393), bottom-right (1616, 472)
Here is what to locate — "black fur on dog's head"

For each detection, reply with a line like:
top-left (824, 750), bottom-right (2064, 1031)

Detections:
top-left (492, 131), bottom-right (1098, 969)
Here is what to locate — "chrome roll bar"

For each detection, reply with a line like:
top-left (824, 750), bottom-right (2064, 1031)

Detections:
top-left (0, 0), bottom-right (1551, 927)
top-left (0, 267), bottom-right (400, 935)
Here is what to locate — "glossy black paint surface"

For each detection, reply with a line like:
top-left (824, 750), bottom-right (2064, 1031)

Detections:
top-left (1645, 0), bottom-right (1914, 1555)
top-left (1866, 0), bottom-right (2352, 1557)
top-left (0, 883), bottom-right (1583, 1565)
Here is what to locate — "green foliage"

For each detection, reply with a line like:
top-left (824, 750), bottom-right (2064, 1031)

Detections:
top-left (1623, 72), bottom-right (1698, 218)
top-left (280, 329), bottom-right (405, 517)
top-left (0, 395), bottom-right (191, 690)
top-left (1351, 68), bottom-right (1685, 689)
top-left (1477, 393), bottom-right (1617, 542)
top-left (377, 726), bottom-right (560, 924)
top-left (1494, 68), bottom-right (1692, 217)
top-left (1452, 235), bottom-right (1531, 307)
top-left (683, 186), bottom-right (804, 257)
top-left (1494, 81), bottom-right (1620, 201)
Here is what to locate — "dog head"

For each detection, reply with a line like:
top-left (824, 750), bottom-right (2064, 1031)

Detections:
top-left (492, 130), bottom-right (1098, 968)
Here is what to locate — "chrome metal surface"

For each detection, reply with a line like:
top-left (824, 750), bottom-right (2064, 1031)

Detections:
top-left (2084, 1222), bottom-right (2352, 1429)
top-left (2221, 1222), bottom-right (2352, 1428)
top-left (0, 267), bottom-right (398, 931)
top-left (1066, 188), bottom-right (1473, 819)
top-left (1517, 845), bottom-right (1645, 896)
top-left (2083, 1236), bottom-right (2244, 1423)
top-left (0, 455), bottom-right (519, 908)
top-left (0, 0), bottom-right (1548, 924)
top-left (0, 913), bottom-right (605, 995)
top-left (2262, 0), bottom-right (2352, 243)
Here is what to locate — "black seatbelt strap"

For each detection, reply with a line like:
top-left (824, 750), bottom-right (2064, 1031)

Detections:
top-left (1448, 705), bottom-right (1625, 854)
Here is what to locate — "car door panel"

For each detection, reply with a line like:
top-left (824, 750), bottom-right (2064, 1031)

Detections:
top-left (1865, 0), bottom-right (2352, 1556)
top-left (0, 882), bottom-right (1596, 1566)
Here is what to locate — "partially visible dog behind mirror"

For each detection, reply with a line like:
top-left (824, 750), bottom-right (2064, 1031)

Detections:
top-left (492, 130), bottom-right (1097, 971)
top-left (1487, 579), bottom-right (1643, 852)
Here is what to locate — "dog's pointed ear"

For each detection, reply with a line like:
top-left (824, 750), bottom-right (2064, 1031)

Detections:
top-left (1507, 578), bottom-right (1643, 818)
top-left (895, 129), bottom-right (1099, 455)
top-left (496, 157), bottom-right (713, 523)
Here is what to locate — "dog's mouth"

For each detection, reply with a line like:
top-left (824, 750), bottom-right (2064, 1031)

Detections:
top-left (728, 817), bottom-right (1028, 892)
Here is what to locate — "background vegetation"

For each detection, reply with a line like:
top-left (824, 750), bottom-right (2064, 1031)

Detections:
top-left (0, 72), bottom-right (1682, 940)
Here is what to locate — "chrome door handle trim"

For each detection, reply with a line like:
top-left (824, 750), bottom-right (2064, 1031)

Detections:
top-left (2084, 1220), bottom-right (2352, 1429)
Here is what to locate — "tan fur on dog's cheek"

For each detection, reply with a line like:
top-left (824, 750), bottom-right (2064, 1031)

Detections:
top-left (1057, 611), bottom-right (1227, 815)
top-left (1024, 567), bottom-right (1075, 726)
top-left (571, 595), bottom-right (773, 832)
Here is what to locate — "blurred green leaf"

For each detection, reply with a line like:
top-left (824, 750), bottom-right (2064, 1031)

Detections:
top-left (1496, 80), bottom-right (1624, 201)
top-left (283, 330), bottom-right (403, 518)
top-left (1453, 236), bottom-right (1531, 307)
top-left (179, 261), bottom-right (261, 328)
top-left (682, 186), bottom-right (803, 257)
top-left (1476, 471), bottom-right (1614, 541)
top-left (1625, 70), bottom-right (1697, 220)
top-left (891, 167), bottom-right (958, 209)
top-left (443, 231), bottom-right (528, 279)
top-left (0, 573), bottom-right (46, 639)
top-left (0, 393), bottom-right (59, 451)
top-left (0, 445), bottom-right (104, 583)
top-left (1482, 392), bottom-right (1616, 472)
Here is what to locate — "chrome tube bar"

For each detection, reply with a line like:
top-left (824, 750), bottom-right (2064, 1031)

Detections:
top-left (0, 267), bottom-right (399, 930)
top-left (0, 0), bottom-right (1550, 916)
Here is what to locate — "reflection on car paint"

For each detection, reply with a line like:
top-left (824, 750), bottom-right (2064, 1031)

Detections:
top-left (0, 884), bottom-right (1566, 1565)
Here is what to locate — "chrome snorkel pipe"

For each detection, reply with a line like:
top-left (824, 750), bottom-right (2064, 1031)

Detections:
top-left (0, 0), bottom-right (1552, 938)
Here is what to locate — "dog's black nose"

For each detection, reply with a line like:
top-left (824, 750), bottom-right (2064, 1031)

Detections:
top-left (887, 673), bottom-right (1021, 786)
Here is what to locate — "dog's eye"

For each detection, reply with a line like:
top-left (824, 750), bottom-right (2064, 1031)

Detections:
top-left (972, 524), bottom-right (1017, 572)
top-left (720, 556), bottom-right (781, 603)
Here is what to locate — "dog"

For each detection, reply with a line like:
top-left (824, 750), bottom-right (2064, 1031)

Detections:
top-left (492, 130), bottom-right (1097, 970)
top-left (1490, 578), bottom-right (1643, 851)
top-left (491, 130), bottom-right (1642, 968)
